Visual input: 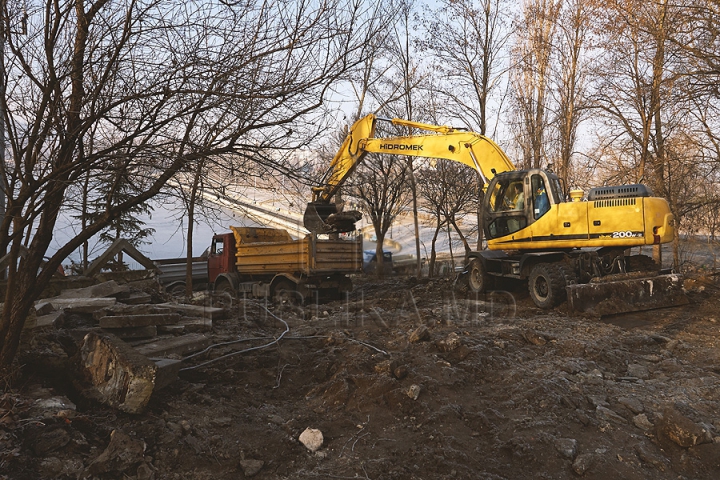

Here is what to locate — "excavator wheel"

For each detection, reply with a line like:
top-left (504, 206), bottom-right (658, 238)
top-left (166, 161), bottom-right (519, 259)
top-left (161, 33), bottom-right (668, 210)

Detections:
top-left (528, 263), bottom-right (567, 309)
top-left (467, 258), bottom-right (492, 294)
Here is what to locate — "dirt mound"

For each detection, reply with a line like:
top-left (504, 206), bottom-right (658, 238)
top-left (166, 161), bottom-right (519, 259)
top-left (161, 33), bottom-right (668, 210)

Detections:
top-left (2, 277), bottom-right (720, 479)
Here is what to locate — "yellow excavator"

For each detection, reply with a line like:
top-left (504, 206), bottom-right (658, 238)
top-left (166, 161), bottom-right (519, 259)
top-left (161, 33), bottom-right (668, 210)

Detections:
top-left (304, 114), bottom-right (687, 316)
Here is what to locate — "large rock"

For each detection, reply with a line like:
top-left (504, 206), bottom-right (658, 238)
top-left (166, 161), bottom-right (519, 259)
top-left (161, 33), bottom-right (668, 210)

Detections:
top-left (657, 406), bottom-right (713, 448)
top-left (77, 331), bottom-right (158, 413)
top-left (299, 428), bottom-right (324, 452)
top-left (85, 430), bottom-right (146, 475)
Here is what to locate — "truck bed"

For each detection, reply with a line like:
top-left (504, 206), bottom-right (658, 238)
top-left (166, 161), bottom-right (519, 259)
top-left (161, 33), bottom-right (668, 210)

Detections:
top-left (231, 227), bottom-right (363, 277)
top-left (154, 257), bottom-right (208, 285)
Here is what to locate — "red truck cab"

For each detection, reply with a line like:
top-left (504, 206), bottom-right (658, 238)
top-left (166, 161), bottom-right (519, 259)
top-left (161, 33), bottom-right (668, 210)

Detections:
top-left (208, 233), bottom-right (236, 284)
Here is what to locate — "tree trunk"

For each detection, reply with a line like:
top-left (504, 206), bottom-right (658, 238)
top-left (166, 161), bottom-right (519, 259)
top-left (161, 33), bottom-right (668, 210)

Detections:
top-left (447, 222), bottom-right (455, 274)
top-left (429, 223), bottom-right (441, 278)
top-left (375, 231), bottom-right (386, 279)
top-left (186, 162), bottom-right (204, 298)
top-left (408, 159), bottom-right (422, 278)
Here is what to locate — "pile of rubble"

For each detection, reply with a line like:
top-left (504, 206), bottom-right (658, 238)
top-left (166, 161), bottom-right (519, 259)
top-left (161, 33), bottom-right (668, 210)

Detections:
top-left (21, 280), bottom-right (225, 414)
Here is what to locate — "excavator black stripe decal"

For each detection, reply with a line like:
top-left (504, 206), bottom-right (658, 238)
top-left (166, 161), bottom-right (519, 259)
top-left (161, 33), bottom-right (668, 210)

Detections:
top-left (496, 232), bottom-right (643, 244)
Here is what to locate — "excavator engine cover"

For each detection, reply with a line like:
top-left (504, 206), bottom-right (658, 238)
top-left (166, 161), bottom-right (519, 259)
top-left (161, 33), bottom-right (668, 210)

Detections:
top-left (566, 273), bottom-right (688, 317)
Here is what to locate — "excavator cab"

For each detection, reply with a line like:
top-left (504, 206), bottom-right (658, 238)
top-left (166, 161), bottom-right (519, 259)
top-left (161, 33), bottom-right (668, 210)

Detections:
top-left (484, 170), bottom-right (562, 240)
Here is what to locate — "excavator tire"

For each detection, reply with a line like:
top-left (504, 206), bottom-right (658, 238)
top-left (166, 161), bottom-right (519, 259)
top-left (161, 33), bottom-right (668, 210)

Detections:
top-left (467, 258), bottom-right (492, 294)
top-left (528, 263), bottom-right (567, 309)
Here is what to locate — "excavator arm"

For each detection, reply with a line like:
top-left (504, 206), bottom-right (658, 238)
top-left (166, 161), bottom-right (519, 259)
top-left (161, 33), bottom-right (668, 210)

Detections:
top-left (305, 114), bottom-right (516, 233)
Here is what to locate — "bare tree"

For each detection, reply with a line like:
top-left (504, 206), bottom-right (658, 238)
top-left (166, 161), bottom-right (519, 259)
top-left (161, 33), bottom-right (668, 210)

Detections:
top-left (508, 0), bottom-right (561, 169)
top-left (349, 153), bottom-right (410, 278)
top-left (417, 160), bottom-right (478, 276)
top-left (0, 0), bottom-right (392, 373)
top-left (420, 0), bottom-right (511, 250)
top-left (420, 0), bottom-right (511, 136)
top-left (589, 0), bottom-right (685, 265)
top-left (384, 0), bottom-right (425, 278)
top-left (551, 0), bottom-right (592, 189)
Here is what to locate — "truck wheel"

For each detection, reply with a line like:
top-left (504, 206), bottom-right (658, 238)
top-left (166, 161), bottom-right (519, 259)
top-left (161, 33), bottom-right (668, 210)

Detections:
top-left (167, 283), bottom-right (186, 297)
top-left (528, 263), bottom-right (567, 309)
top-left (214, 281), bottom-right (235, 309)
top-left (273, 280), bottom-right (300, 305)
top-left (467, 258), bottom-right (491, 294)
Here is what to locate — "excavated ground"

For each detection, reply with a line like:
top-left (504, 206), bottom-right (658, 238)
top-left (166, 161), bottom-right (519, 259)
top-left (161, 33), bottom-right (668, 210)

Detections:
top-left (2, 271), bottom-right (720, 479)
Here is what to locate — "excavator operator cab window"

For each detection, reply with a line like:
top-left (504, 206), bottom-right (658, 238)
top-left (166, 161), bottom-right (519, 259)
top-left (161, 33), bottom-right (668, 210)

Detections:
top-left (532, 175), bottom-right (550, 219)
top-left (486, 177), bottom-right (528, 238)
top-left (487, 181), bottom-right (505, 213)
top-left (489, 180), bottom-right (524, 212)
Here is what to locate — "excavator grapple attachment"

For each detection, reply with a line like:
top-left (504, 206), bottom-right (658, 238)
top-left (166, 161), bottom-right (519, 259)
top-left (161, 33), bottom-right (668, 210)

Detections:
top-left (303, 202), bottom-right (338, 234)
top-left (303, 202), bottom-right (362, 234)
top-left (566, 273), bottom-right (688, 317)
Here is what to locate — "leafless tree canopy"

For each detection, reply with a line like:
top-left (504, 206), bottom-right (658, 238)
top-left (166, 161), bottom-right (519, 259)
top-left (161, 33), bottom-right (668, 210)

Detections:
top-left (0, 0), bottom-right (394, 370)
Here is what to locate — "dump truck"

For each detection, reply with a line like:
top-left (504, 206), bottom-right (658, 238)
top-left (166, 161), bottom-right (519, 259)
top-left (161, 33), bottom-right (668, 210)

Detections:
top-left (155, 255), bottom-right (210, 295)
top-left (304, 114), bottom-right (687, 316)
top-left (208, 226), bottom-right (363, 303)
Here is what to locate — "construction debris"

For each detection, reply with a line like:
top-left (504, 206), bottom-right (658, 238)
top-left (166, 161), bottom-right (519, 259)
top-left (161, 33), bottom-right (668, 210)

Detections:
top-left (78, 331), bottom-right (158, 414)
top-left (18, 276), bottom-right (220, 413)
top-left (566, 273), bottom-right (689, 316)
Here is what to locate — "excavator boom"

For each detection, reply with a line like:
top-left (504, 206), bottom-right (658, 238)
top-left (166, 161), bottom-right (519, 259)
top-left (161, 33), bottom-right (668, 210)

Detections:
top-left (305, 114), bottom-right (515, 233)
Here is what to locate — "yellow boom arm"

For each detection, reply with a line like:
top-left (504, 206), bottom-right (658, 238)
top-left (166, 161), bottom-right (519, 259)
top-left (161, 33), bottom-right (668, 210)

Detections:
top-left (311, 114), bottom-right (516, 203)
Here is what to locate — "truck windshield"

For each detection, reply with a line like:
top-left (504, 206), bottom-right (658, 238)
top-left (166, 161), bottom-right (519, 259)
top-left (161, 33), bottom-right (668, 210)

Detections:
top-left (212, 238), bottom-right (224, 255)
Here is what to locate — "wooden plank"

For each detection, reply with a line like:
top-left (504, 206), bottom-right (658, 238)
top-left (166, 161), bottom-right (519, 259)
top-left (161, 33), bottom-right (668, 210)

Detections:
top-left (84, 239), bottom-right (158, 276)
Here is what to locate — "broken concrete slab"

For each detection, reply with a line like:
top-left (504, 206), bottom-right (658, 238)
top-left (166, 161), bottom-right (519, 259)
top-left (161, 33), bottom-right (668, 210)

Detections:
top-left (48, 297), bottom-right (117, 313)
top-left (156, 303), bottom-right (226, 320)
top-left (78, 331), bottom-right (158, 414)
top-left (176, 317), bottom-right (213, 333)
top-left (116, 292), bottom-right (152, 305)
top-left (157, 324), bottom-right (186, 335)
top-left (98, 313), bottom-right (181, 329)
top-left (151, 358), bottom-right (183, 390)
top-left (103, 325), bottom-right (158, 340)
top-left (35, 301), bottom-right (56, 316)
top-left (55, 280), bottom-right (130, 299)
top-left (93, 305), bottom-right (172, 320)
top-left (134, 333), bottom-right (212, 358)
top-left (36, 311), bottom-right (65, 329)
